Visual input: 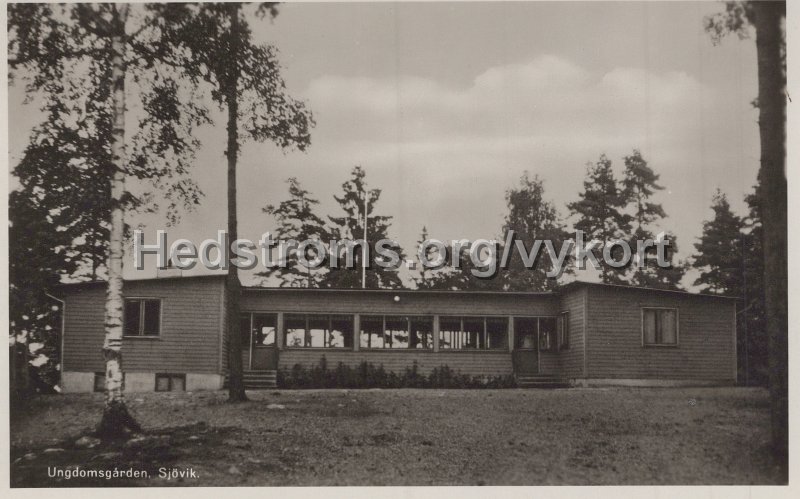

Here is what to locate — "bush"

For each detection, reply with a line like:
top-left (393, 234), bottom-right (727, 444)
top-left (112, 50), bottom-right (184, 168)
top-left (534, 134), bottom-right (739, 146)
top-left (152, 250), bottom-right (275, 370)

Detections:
top-left (277, 356), bottom-right (517, 389)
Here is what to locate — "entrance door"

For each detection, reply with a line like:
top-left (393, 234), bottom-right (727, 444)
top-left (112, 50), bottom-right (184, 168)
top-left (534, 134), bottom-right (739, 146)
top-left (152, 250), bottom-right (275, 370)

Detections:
top-left (241, 313), bottom-right (278, 370)
top-left (512, 317), bottom-right (539, 374)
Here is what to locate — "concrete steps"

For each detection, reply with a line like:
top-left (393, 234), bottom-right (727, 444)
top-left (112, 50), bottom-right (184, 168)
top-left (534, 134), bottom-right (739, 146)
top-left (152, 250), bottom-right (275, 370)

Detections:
top-left (515, 374), bottom-right (570, 389)
top-left (224, 370), bottom-right (277, 390)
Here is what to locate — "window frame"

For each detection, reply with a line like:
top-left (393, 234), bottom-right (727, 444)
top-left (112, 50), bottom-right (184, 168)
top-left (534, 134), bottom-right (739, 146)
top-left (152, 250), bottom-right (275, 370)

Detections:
top-left (284, 313), bottom-right (354, 349)
top-left (155, 373), bottom-right (186, 392)
top-left (360, 315), bottom-right (434, 350)
top-left (123, 297), bottom-right (162, 338)
top-left (557, 311), bottom-right (570, 350)
top-left (438, 315), bottom-right (509, 351)
top-left (641, 307), bottom-right (680, 347)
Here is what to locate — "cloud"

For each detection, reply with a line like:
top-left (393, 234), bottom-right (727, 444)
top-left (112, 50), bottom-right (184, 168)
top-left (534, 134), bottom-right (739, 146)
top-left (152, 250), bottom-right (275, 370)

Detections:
top-left (305, 55), bottom-right (710, 147)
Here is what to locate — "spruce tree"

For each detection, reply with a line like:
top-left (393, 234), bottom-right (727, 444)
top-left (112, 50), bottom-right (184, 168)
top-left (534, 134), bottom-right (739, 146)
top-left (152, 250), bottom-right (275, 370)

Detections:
top-left (567, 155), bottom-right (632, 284)
top-left (692, 190), bottom-right (745, 294)
top-left (321, 167), bottom-right (405, 289)
top-left (259, 178), bottom-right (329, 287)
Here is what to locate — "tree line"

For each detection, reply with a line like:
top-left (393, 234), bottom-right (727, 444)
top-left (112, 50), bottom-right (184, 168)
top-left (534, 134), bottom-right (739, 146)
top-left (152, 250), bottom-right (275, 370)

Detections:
top-left (267, 150), bottom-right (683, 292)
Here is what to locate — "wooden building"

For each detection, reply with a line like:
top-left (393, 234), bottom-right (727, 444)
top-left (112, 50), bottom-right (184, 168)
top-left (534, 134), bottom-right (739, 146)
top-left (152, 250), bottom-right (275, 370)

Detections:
top-left (54, 275), bottom-right (737, 392)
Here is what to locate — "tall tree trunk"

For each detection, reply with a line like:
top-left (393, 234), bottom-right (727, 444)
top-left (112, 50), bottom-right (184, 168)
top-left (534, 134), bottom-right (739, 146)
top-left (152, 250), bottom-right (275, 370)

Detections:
top-left (752, 1), bottom-right (787, 469)
top-left (226, 2), bottom-right (247, 402)
top-left (98, 3), bottom-right (141, 438)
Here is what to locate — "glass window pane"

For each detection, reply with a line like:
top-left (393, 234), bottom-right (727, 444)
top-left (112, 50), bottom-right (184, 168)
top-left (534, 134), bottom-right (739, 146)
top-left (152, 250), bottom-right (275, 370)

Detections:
top-left (94, 373), bottom-right (106, 392)
top-left (410, 317), bottom-right (433, 349)
top-left (360, 316), bottom-right (384, 348)
top-left (643, 310), bottom-right (657, 344)
top-left (514, 318), bottom-right (537, 349)
top-left (385, 316), bottom-right (409, 349)
top-left (486, 317), bottom-right (508, 350)
top-left (124, 300), bottom-right (141, 336)
top-left (463, 318), bottom-right (484, 349)
top-left (285, 314), bottom-right (306, 347)
top-left (661, 310), bottom-right (677, 344)
top-left (171, 375), bottom-right (185, 392)
top-left (253, 314), bottom-right (276, 346)
top-left (330, 315), bottom-right (353, 348)
top-left (143, 300), bottom-right (161, 335)
top-left (439, 317), bottom-right (461, 350)
top-left (558, 313), bottom-right (570, 349)
top-left (155, 375), bottom-right (170, 392)
top-left (308, 315), bottom-right (328, 347)
top-left (539, 317), bottom-right (556, 351)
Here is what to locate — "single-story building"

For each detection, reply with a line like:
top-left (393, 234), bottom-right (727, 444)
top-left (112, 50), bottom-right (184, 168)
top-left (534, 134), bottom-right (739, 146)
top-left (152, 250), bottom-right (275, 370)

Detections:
top-left (54, 275), bottom-right (737, 392)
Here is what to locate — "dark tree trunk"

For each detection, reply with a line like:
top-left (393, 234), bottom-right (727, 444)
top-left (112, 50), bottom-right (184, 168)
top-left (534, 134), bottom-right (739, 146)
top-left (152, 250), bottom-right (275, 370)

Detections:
top-left (752, 0), bottom-right (787, 470)
top-left (225, 2), bottom-right (247, 402)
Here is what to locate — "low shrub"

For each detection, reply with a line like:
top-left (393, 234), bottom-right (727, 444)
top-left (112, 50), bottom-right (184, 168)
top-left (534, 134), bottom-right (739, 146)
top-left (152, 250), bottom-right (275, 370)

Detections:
top-left (277, 356), bottom-right (517, 389)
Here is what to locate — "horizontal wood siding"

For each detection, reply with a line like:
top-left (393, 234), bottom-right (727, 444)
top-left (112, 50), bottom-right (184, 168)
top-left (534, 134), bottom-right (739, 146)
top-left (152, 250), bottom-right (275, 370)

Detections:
top-left (559, 288), bottom-right (586, 378)
top-left (242, 289), bottom-right (559, 317)
top-left (62, 278), bottom-right (225, 374)
top-left (279, 350), bottom-right (512, 377)
top-left (585, 286), bottom-right (735, 381)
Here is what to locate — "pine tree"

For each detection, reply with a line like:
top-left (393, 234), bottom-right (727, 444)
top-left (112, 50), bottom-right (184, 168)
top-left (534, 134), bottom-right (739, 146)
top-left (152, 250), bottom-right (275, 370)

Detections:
top-left (169, 3), bottom-right (314, 401)
top-left (706, 1), bottom-right (787, 463)
top-left (567, 155), bottom-right (632, 284)
top-left (259, 178), bottom-right (329, 287)
top-left (692, 190), bottom-right (745, 294)
top-left (500, 172), bottom-right (571, 291)
top-left (621, 150), bottom-right (684, 288)
top-left (321, 167), bottom-right (405, 289)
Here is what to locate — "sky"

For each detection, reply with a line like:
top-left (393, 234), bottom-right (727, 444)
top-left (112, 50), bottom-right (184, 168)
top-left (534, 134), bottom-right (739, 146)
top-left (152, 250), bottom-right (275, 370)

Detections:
top-left (7, 1), bottom-right (761, 287)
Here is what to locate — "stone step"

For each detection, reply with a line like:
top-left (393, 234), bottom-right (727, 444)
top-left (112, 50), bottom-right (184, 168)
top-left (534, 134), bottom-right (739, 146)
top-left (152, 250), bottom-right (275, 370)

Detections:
top-left (224, 371), bottom-right (278, 390)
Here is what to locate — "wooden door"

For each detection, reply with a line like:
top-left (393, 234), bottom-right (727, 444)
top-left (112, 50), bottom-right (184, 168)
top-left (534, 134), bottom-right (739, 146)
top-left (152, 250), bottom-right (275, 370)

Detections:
top-left (512, 317), bottom-right (539, 374)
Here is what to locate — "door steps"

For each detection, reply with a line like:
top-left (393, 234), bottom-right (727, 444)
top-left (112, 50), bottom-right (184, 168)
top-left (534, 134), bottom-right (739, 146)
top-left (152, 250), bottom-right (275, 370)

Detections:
top-left (224, 370), bottom-right (278, 390)
top-left (515, 374), bottom-right (570, 389)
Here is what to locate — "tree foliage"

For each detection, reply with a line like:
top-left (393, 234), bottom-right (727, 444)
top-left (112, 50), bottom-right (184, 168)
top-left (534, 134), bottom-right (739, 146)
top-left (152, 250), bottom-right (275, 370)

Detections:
top-left (567, 155), bottom-right (632, 284)
top-left (500, 172), bottom-right (571, 291)
top-left (259, 178), bottom-right (329, 287)
top-left (322, 166), bottom-right (405, 289)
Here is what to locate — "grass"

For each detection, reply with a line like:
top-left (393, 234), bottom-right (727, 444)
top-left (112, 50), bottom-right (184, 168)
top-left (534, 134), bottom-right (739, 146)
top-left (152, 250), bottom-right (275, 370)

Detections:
top-left (10, 386), bottom-right (786, 486)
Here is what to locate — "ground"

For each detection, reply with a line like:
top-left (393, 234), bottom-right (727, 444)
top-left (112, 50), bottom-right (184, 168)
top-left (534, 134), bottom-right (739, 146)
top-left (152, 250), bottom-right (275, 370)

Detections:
top-left (10, 386), bottom-right (786, 486)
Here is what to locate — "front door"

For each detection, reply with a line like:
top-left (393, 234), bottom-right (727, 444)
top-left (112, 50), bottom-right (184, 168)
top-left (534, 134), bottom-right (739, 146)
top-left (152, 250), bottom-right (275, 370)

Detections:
top-left (241, 313), bottom-right (279, 370)
top-left (512, 317), bottom-right (539, 374)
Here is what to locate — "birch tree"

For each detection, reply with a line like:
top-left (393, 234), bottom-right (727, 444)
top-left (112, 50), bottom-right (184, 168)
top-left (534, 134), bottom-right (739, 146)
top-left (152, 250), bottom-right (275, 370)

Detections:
top-left (9, 3), bottom-right (207, 437)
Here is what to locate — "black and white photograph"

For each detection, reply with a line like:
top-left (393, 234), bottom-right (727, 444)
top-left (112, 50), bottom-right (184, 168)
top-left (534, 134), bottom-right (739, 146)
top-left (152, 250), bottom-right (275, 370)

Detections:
top-left (3, 0), bottom-right (793, 492)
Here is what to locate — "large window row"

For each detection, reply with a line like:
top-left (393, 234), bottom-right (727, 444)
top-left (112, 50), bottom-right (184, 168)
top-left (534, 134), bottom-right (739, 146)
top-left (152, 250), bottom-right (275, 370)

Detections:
top-left (236, 313), bottom-right (571, 351)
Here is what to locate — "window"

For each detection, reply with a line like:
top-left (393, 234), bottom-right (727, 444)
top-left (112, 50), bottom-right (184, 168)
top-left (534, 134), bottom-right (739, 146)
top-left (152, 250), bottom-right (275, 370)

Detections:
top-left (514, 317), bottom-right (538, 349)
top-left (539, 317), bottom-right (556, 352)
top-left (557, 312), bottom-right (570, 350)
top-left (240, 313), bottom-right (277, 347)
top-left (643, 308), bottom-right (678, 346)
top-left (513, 317), bottom-right (559, 351)
top-left (360, 316), bottom-right (433, 349)
top-left (124, 299), bottom-right (161, 336)
top-left (155, 373), bottom-right (186, 392)
top-left (284, 314), bottom-right (354, 348)
top-left (439, 316), bottom-right (508, 350)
